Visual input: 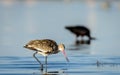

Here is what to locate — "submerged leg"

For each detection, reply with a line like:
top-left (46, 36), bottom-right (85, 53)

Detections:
top-left (33, 52), bottom-right (43, 71)
top-left (45, 56), bottom-right (47, 73)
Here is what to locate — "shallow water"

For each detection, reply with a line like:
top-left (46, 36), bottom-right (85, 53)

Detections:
top-left (0, 0), bottom-right (120, 75)
top-left (0, 54), bottom-right (120, 75)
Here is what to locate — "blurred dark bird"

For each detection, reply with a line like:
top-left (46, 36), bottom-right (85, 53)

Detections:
top-left (65, 26), bottom-right (95, 40)
top-left (24, 39), bottom-right (69, 72)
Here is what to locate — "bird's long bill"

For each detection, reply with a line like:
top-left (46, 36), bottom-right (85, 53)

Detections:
top-left (62, 50), bottom-right (69, 62)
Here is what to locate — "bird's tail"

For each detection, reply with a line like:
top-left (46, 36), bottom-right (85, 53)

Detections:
top-left (90, 37), bottom-right (96, 40)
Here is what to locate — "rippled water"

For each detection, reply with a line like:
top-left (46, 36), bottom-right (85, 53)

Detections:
top-left (0, 54), bottom-right (120, 75)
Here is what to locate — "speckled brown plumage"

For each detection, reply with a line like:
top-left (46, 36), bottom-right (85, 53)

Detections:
top-left (24, 39), bottom-right (59, 55)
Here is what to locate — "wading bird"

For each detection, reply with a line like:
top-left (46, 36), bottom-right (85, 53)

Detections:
top-left (65, 26), bottom-right (95, 41)
top-left (24, 39), bottom-right (69, 72)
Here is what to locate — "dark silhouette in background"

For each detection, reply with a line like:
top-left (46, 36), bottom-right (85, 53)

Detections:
top-left (65, 26), bottom-right (95, 40)
top-left (65, 25), bottom-right (95, 46)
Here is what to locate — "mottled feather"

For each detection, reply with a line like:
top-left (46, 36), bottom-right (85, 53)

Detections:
top-left (24, 39), bottom-right (59, 54)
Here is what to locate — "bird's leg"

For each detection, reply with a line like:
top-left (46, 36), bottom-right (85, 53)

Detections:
top-left (75, 36), bottom-right (79, 45)
top-left (45, 56), bottom-right (47, 73)
top-left (75, 36), bottom-right (78, 41)
top-left (33, 52), bottom-right (43, 71)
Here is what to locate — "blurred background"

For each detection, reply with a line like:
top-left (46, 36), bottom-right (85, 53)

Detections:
top-left (0, 0), bottom-right (120, 56)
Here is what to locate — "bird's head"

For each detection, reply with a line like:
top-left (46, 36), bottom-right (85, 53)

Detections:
top-left (58, 44), bottom-right (69, 62)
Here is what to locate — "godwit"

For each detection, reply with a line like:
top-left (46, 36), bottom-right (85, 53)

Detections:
top-left (24, 39), bottom-right (69, 72)
top-left (65, 26), bottom-right (95, 40)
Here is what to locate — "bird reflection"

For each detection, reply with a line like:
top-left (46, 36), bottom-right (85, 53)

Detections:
top-left (75, 39), bottom-right (91, 45)
top-left (33, 70), bottom-right (65, 75)
top-left (67, 40), bottom-right (91, 52)
top-left (42, 73), bottom-right (58, 75)
top-left (41, 70), bottom-right (65, 75)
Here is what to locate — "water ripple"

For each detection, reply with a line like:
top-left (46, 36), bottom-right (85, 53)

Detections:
top-left (0, 55), bottom-right (120, 75)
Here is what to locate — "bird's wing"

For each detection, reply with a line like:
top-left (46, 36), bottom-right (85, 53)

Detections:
top-left (28, 39), bottom-right (58, 53)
